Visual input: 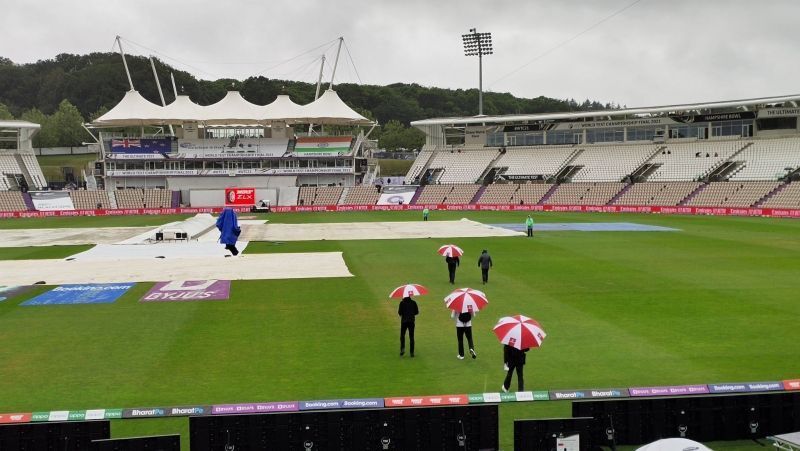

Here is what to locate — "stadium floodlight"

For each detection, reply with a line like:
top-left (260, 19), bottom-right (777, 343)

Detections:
top-left (462, 28), bottom-right (493, 116)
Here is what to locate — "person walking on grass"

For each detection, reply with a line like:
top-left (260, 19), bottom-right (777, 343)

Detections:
top-left (502, 344), bottom-right (529, 392)
top-left (452, 309), bottom-right (477, 360)
top-left (477, 249), bottom-right (493, 284)
top-left (525, 215), bottom-right (535, 237)
top-left (216, 208), bottom-right (241, 255)
top-left (423, 207), bottom-right (430, 221)
top-left (398, 296), bottom-right (419, 357)
top-left (446, 255), bottom-right (460, 284)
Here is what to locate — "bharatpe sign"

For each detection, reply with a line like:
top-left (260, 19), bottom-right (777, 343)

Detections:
top-left (122, 406), bottom-right (211, 418)
top-left (549, 389), bottom-right (630, 400)
top-left (21, 283), bottom-right (135, 306)
top-left (140, 280), bottom-right (231, 302)
top-left (708, 381), bottom-right (784, 394)
top-left (299, 398), bottom-right (384, 411)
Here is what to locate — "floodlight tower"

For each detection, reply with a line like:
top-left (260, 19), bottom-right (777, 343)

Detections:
top-left (462, 28), bottom-right (493, 116)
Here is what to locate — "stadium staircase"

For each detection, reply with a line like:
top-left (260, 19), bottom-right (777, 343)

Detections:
top-left (21, 192), bottom-right (34, 211)
top-left (338, 187), bottom-right (350, 205)
top-left (409, 186), bottom-right (423, 205)
top-left (629, 146), bottom-right (667, 181)
top-left (537, 184), bottom-right (561, 205)
top-left (701, 142), bottom-right (752, 181)
top-left (477, 151), bottom-right (507, 184)
top-left (470, 186), bottom-right (487, 204)
top-left (754, 181), bottom-right (790, 207)
top-left (607, 183), bottom-right (632, 205)
top-left (678, 182), bottom-right (708, 206)
top-left (12, 154), bottom-right (36, 190)
top-left (108, 191), bottom-right (119, 209)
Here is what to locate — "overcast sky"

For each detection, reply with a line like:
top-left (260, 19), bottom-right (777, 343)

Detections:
top-left (2, 0), bottom-right (799, 109)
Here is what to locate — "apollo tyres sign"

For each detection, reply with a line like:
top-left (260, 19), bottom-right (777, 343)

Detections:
top-left (225, 188), bottom-right (255, 206)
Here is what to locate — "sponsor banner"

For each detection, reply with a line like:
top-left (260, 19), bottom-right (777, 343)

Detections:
top-left (0, 285), bottom-right (33, 302)
top-left (377, 186), bottom-right (417, 206)
top-left (121, 406), bottom-right (212, 418)
top-left (482, 393), bottom-right (502, 403)
top-left (68, 411), bottom-right (86, 421)
top-left (106, 167), bottom-right (353, 177)
top-left (784, 379), bottom-right (800, 391)
top-left (499, 393), bottom-right (517, 402)
top-left (293, 137), bottom-right (353, 156)
top-left (84, 409), bottom-right (106, 420)
top-left (29, 191), bottom-right (76, 211)
top-left (104, 409), bottom-right (123, 419)
top-left (141, 280), bottom-right (231, 302)
top-left (48, 411), bottom-right (69, 421)
top-left (467, 394), bottom-right (485, 404)
top-left (111, 138), bottom-right (172, 154)
top-left (498, 174), bottom-right (547, 181)
top-left (225, 188), bottom-right (255, 206)
top-left (550, 389), bottom-right (628, 400)
top-left (383, 395), bottom-right (468, 408)
top-left (533, 391), bottom-right (550, 401)
top-left (1, 204), bottom-right (799, 219)
top-left (629, 384), bottom-right (709, 397)
top-left (0, 413), bottom-right (32, 424)
top-left (299, 398), bottom-right (384, 411)
top-left (22, 283), bottom-right (135, 306)
top-left (758, 108), bottom-right (800, 118)
top-left (503, 124), bottom-right (544, 132)
top-left (31, 412), bottom-right (50, 422)
top-left (122, 408), bottom-right (167, 419)
top-left (211, 402), bottom-right (299, 415)
top-left (708, 381), bottom-right (784, 394)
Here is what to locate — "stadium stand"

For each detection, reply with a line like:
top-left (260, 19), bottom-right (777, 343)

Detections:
top-left (494, 146), bottom-right (576, 178)
top-left (404, 146), bottom-right (435, 184)
top-left (0, 191), bottom-right (28, 211)
top-left (115, 189), bottom-right (173, 208)
top-left (570, 144), bottom-right (659, 182)
top-left (477, 183), bottom-right (554, 205)
top-left (760, 181), bottom-right (800, 208)
top-left (415, 184), bottom-right (481, 204)
top-left (727, 138), bottom-right (800, 181)
top-left (544, 182), bottom-right (626, 205)
top-left (685, 181), bottom-right (781, 207)
top-left (426, 149), bottom-right (497, 183)
top-left (297, 186), bottom-right (344, 206)
top-left (70, 190), bottom-right (112, 209)
top-left (647, 140), bottom-right (747, 181)
top-left (613, 182), bottom-right (703, 206)
top-left (341, 185), bottom-right (380, 205)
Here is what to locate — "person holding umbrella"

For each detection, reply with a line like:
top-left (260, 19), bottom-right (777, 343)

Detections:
top-left (216, 207), bottom-right (241, 256)
top-left (493, 315), bottom-right (546, 392)
top-left (438, 245), bottom-right (463, 285)
top-left (477, 250), bottom-right (493, 284)
top-left (391, 284), bottom-right (427, 358)
top-left (445, 288), bottom-right (488, 360)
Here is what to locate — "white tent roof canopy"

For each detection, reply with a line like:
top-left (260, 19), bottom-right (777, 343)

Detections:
top-left (94, 90), bottom-right (164, 126)
top-left (91, 90), bottom-right (373, 127)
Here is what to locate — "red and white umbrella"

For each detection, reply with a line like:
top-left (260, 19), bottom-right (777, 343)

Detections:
top-left (493, 315), bottom-right (546, 350)
top-left (444, 288), bottom-right (489, 313)
top-left (389, 284), bottom-right (428, 299)
top-left (437, 244), bottom-right (464, 258)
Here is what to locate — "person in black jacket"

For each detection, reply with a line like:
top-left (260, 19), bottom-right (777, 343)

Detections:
top-left (398, 296), bottom-right (419, 357)
top-left (446, 256), bottom-right (460, 284)
top-left (477, 250), bottom-right (493, 284)
top-left (502, 345), bottom-right (529, 392)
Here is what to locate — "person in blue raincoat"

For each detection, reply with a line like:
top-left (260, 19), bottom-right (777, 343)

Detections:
top-left (216, 208), bottom-right (241, 255)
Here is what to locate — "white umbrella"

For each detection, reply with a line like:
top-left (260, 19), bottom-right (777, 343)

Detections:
top-left (636, 438), bottom-right (713, 451)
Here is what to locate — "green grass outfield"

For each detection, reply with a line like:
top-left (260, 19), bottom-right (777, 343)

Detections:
top-left (1, 211), bottom-right (799, 450)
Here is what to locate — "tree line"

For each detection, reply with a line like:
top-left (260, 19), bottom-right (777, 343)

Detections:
top-left (0, 53), bottom-right (616, 149)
